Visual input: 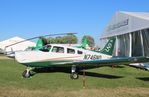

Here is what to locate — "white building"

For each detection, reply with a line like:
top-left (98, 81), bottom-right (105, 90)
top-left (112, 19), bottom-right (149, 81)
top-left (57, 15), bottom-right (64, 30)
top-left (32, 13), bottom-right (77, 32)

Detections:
top-left (0, 36), bottom-right (36, 53)
top-left (101, 11), bottom-right (149, 57)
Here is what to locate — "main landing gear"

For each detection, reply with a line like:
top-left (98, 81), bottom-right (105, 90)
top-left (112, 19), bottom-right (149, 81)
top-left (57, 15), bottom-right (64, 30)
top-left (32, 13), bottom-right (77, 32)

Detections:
top-left (22, 66), bottom-right (79, 79)
top-left (22, 67), bottom-right (32, 78)
top-left (70, 66), bottom-right (79, 79)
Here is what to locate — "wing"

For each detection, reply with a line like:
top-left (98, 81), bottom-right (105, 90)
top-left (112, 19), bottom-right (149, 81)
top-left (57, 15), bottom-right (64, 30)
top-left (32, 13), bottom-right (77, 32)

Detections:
top-left (64, 56), bottom-right (149, 67)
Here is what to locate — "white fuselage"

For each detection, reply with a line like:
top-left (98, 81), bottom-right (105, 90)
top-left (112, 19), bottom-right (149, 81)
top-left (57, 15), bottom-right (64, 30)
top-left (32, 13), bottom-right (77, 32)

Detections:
top-left (15, 44), bottom-right (112, 64)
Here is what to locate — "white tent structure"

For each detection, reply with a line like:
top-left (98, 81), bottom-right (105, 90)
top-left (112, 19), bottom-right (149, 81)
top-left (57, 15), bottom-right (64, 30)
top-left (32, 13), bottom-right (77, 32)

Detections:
top-left (101, 11), bottom-right (149, 57)
top-left (0, 36), bottom-right (36, 53)
top-left (100, 11), bottom-right (149, 70)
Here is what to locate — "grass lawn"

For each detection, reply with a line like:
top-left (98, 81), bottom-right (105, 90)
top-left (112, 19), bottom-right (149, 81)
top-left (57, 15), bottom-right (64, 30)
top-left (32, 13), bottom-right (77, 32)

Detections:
top-left (0, 57), bottom-right (149, 97)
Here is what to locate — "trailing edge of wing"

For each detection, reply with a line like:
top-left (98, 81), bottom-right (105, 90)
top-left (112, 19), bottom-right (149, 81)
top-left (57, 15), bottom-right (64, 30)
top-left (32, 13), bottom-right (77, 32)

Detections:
top-left (69, 57), bottom-right (149, 67)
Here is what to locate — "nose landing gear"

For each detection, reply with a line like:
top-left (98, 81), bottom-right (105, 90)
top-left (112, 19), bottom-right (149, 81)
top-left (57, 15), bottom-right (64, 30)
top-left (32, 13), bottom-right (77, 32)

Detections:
top-left (22, 67), bottom-right (32, 78)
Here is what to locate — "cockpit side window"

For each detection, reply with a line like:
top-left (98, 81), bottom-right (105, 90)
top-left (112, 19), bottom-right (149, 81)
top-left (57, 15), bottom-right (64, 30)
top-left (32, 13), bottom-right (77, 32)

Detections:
top-left (52, 46), bottom-right (64, 53)
top-left (67, 48), bottom-right (75, 54)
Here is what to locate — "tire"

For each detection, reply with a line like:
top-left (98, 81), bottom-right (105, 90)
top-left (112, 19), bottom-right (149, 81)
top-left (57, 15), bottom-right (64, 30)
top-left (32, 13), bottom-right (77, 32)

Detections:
top-left (70, 72), bottom-right (79, 79)
top-left (22, 70), bottom-right (31, 78)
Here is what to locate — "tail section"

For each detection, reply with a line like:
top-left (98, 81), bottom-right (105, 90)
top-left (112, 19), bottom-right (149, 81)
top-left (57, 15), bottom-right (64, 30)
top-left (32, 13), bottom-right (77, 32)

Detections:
top-left (30, 38), bottom-right (44, 50)
top-left (74, 38), bottom-right (87, 49)
top-left (27, 37), bottom-right (47, 50)
top-left (82, 38), bottom-right (87, 49)
top-left (99, 37), bottom-right (116, 56)
top-left (36, 38), bottom-right (43, 47)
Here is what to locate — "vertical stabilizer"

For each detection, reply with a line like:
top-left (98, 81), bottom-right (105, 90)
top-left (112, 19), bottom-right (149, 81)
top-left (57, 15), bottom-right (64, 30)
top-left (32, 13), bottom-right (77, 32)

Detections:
top-left (82, 38), bottom-right (87, 49)
top-left (99, 37), bottom-right (116, 55)
top-left (36, 38), bottom-right (43, 47)
top-left (74, 38), bottom-right (87, 49)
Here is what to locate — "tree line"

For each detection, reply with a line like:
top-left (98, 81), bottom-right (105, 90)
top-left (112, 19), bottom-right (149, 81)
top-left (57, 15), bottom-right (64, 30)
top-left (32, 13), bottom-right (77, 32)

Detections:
top-left (41, 33), bottom-right (95, 47)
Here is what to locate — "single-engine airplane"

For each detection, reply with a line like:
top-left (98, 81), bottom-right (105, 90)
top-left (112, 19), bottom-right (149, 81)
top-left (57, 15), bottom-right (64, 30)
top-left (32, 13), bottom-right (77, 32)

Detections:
top-left (14, 36), bottom-right (149, 79)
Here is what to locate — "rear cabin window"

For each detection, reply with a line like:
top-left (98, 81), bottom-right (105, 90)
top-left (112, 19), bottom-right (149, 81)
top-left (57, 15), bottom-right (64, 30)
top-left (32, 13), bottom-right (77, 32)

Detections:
top-left (52, 46), bottom-right (64, 53)
top-left (67, 48), bottom-right (75, 54)
top-left (77, 50), bottom-right (83, 54)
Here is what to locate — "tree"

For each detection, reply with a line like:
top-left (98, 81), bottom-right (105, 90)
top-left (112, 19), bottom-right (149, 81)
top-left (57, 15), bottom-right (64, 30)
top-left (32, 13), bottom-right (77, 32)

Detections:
top-left (81, 35), bottom-right (95, 48)
top-left (55, 36), bottom-right (64, 43)
top-left (47, 37), bottom-right (55, 44)
top-left (47, 33), bottom-right (78, 44)
top-left (63, 34), bottom-right (78, 44)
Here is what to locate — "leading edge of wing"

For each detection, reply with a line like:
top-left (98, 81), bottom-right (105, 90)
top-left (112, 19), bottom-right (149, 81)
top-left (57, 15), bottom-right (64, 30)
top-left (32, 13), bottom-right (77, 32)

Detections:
top-left (69, 56), bottom-right (149, 67)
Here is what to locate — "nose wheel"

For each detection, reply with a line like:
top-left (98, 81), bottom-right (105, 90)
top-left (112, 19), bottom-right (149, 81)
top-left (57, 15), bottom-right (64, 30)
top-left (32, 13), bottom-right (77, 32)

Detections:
top-left (22, 68), bottom-right (32, 78)
top-left (70, 66), bottom-right (79, 79)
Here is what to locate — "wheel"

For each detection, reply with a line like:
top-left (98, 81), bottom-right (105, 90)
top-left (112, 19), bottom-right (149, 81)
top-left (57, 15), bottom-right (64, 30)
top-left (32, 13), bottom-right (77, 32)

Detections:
top-left (70, 72), bottom-right (79, 79)
top-left (22, 70), bottom-right (31, 78)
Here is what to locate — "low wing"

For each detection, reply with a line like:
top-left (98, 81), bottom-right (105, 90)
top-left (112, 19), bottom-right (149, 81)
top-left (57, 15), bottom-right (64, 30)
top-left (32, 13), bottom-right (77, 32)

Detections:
top-left (22, 56), bottom-right (149, 68)
top-left (64, 56), bottom-right (149, 67)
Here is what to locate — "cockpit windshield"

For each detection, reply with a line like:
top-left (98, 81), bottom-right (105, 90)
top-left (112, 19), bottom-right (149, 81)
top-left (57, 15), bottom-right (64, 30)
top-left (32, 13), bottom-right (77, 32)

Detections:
top-left (39, 44), bottom-right (51, 52)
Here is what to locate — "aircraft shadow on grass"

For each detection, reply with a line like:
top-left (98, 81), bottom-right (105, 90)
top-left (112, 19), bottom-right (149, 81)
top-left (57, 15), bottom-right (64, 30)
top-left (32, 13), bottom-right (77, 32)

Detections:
top-left (106, 65), bottom-right (126, 69)
top-left (78, 71), bottom-right (123, 79)
top-left (136, 77), bottom-right (149, 81)
top-left (32, 67), bottom-right (124, 79)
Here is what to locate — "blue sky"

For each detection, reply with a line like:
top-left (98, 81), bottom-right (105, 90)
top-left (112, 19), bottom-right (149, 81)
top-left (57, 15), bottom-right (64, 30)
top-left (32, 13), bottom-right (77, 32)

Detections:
top-left (0, 0), bottom-right (149, 45)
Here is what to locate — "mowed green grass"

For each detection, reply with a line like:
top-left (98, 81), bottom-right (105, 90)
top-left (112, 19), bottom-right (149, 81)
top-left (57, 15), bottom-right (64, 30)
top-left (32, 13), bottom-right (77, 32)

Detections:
top-left (0, 57), bottom-right (149, 97)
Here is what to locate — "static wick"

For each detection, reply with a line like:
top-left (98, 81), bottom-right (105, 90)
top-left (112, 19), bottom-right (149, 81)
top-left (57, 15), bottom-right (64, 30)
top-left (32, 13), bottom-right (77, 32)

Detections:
top-left (83, 70), bottom-right (86, 89)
